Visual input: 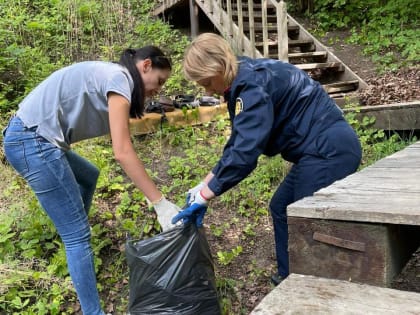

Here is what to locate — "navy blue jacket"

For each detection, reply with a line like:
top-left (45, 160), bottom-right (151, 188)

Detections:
top-left (207, 56), bottom-right (345, 196)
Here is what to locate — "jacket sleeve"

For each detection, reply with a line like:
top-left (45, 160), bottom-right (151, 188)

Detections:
top-left (208, 81), bottom-right (274, 196)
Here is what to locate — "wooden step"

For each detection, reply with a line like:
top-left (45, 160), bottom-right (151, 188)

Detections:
top-left (257, 39), bottom-right (315, 54)
top-left (231, 11), bottom-right (277, 20)
top-left (256, 39), bottom-right (314, 48)
top-left (295, 62), bottom-right (345, 72)
top-left (322, 80), bottom-right (359, 93)
top-left (229, 2), bottom-right (276, 10)
top-left (242, 23), bottom-right (299, 36)
top-left (251, 274), bottom-right (420, 314)
top-left (287, 51), bottom-right (328, 63)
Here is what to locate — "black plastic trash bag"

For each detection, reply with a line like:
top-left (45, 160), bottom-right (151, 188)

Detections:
top-left (125, 223), bottom-right (221, 315)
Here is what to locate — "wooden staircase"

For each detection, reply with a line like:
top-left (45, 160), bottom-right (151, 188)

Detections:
top-left (153, 0), bottom-right (367, 105)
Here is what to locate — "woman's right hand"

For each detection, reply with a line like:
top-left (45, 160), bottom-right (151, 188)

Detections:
top-left (153, 197), bottom-right (182, 231)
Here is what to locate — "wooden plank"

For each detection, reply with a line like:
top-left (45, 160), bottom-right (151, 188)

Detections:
top-left (129, 103), bottom-right (227, 135)
top-left (288, 194), bottom-right (420, 225)
top-left (322, 80), bottom-right (359, 93)
top-left (288, 51), bottom-right (328, 60)
top-left (153, 0), bottom-right (184, 16)
top-left (295, 62), bottom-right (345, 71)
top-left (287, 141), bottom-right (420, 225)
top-left (312, 231), bottom-right (366, 252)
top-left (255, 39), bottom-right (313, 47)
top-left (230, 2), bottom-right (275, 9)
top-left (344, 101), bottom-right (420, 131)
top-left (250, 274), bottom-right (420, 314)
top-left (230, 11), bottom-right (277, 18)
top-left (288, 218), bottom-right (419, 287)
top-left (242, 23), bottom-right (298, 33)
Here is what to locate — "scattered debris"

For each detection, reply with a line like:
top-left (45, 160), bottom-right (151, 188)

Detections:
top-left (359, 67), bottom-right (420, 105)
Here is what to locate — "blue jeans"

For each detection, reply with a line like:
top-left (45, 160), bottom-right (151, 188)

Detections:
top-left (269, 120), bottom-right (362, 278)
top-left (3, 116), bottom-right (104, 315)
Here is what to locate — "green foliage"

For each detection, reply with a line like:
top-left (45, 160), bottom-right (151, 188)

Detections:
top-left (0, 0), bottom-right (192, 115)
top-left (345, 107), bottom-right (416, 167)
top-left (303, 0), bottom-right (419, 71)
top-left (217, 246), bottom-right (243, 266)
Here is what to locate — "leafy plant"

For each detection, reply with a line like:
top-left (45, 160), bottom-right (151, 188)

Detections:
top-left (217, 246), bottom-right (243, 266)
top-left (301, 0), bottom-right (419, 71)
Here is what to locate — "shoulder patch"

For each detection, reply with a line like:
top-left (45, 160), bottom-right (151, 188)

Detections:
top-left (235, 97), bottom-right (243, 116)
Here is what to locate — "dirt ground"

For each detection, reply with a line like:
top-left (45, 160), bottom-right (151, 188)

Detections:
top-left (206, 20), bottom-right (420, 314)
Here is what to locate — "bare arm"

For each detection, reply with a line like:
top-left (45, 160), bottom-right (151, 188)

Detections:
top-left (108, 93), bottom-right (162, 203)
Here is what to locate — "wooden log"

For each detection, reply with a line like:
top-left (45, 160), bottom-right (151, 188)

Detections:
top-left (129, 104), bottom-right (228, 135)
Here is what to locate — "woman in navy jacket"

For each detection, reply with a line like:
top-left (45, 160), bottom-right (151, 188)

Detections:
top-left (172, 33), bottom-right (362, 284)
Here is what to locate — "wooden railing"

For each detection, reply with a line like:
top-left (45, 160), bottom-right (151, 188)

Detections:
top-left (195, 0), bottom-right (288, 61)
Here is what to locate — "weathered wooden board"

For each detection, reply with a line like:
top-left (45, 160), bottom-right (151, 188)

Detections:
top-left (288, 217), bottom-right (419, 286)
top-left (287, 141), bottom-right (420, 226)
top-left (129, 103), bottom-right (228, 135)
top-left (250, 274), bottom-right (420, 315)
top-left (344, 101), bottom-right (420, 131)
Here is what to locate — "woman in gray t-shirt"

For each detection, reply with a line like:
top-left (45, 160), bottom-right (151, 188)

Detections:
top-left (3, 46), bottom-right (180, 314)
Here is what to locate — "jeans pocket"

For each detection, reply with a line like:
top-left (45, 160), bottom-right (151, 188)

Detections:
top-left (4, 141), bottom-right (29, 175)
top-left (35, 135), bottom-right (64, 162)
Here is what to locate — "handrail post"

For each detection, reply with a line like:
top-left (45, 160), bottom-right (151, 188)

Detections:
top-left (276, 0), bottom-right (288, 61)
top-left (189, 0), bottom-right (199, 38)
top-left (261, 0), bottom-right (269, 57)
top-left (237, 0), bottom-right (244, 54)
top-left (226, 0), bottom-right (233, 40)
top-left (248, 0), bottom-right (256, 58)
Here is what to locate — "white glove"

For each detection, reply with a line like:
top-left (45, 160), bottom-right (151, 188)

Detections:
top-left (186, 181), bottom-right (205, 205)
top-left (152, 197), bottom-right (181, 231)
top-left (188, 189), bottom-right (209, 206)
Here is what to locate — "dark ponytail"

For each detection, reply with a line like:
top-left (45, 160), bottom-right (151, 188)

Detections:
top-left (119, 46), bottom-right (172, 118)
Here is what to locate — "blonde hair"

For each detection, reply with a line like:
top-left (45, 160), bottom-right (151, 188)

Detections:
top-left (183, 33), bottom-right (238, 85)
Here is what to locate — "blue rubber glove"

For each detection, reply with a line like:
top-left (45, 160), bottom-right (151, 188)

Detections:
top-left (172, 190), bottom-right (208, 227)
top-left (171, 203), bottom-right (208, 227)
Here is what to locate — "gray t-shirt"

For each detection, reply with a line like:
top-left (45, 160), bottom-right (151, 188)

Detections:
top-left (17, 61), bottom-right (133, 150)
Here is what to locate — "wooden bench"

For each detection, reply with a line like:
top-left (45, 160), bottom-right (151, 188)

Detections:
top-left (287, 142), bottom-right (420, 287)
top-left (250, 273), bottom-right (420, 314)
